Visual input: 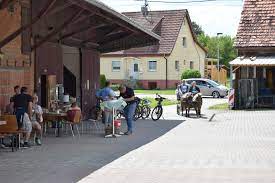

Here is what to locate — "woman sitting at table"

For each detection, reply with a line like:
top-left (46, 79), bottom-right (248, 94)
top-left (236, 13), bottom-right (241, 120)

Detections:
top-left (31, 94), bottom-right (43, 146)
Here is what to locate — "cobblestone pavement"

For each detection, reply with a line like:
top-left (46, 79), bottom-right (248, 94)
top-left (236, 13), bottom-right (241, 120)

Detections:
top-left (79, 109), bottom-right (275, 183)
top-left (0, 120), bottom-right (182, 183)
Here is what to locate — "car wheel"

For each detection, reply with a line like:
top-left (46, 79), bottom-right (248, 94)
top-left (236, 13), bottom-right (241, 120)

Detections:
top-left (212, 91), bottom-right (220, 98)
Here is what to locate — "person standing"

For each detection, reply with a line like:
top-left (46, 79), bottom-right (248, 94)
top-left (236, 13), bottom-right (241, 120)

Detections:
top-left (7, 85), bottom-right (21, 114)
top-left (96, 81), bottom-right (115, 124)
top-left (118, 85), bottom-right (136, 135)
top-left (13, 87), bottom-right (33, 147)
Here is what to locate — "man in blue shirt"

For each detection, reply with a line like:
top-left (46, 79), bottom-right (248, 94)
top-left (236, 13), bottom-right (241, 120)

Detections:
top-left (96, 81), bottom-right (115, 125)
top-left (96, 81), bottom-right (115, 101)
top-left (176, 80), bottom-right (189, 100)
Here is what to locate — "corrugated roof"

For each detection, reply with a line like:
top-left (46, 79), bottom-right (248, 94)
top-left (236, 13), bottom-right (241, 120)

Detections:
top-left (235, 0), bottom-right (275, 48)
top-left (230, 56), bottom-right (275, 66)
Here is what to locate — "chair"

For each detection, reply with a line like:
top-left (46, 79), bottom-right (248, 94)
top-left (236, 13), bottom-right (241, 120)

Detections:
top-left (63, 110), bottom-right (82, 138)
top-left (0, 115), bottom-right (24, 151)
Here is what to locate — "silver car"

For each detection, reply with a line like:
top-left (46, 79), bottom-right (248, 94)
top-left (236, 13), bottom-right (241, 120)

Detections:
top-left (185, 78), bottom-right (229, 98)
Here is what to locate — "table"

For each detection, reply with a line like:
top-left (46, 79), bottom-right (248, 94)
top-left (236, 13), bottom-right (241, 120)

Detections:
top-left (43, 112), bottom-right (67, 137)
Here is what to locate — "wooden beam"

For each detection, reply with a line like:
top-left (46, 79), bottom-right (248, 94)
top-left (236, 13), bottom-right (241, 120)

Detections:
top-left (32, 9), bottom-right (84, 50)
top-left (99, 32), bottom-right (133, 45)
top-left (63, 37), bottom-right (99, 48)
top-left (0, 0), bottom-right (57, 48)
top-left (59, 23), bottom-right (105, 41)
top-left (46, 2), bottom-right (75, 16)
top-left (67, 0), bottom-right (139, 34)
top-left (81, 25), bottom-right (118, 44)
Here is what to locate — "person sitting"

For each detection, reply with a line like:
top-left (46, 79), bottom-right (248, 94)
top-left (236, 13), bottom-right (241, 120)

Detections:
top-left (69, 100), bottom-right (81, 111)
top-left (67, 101), bottom-right (81, 123)
top-left (176, 79), bottom-right (189, 101)
top-left (31, 94), bottom-right (43, 146)
top-left (189, 81), bottom-right (200, 95)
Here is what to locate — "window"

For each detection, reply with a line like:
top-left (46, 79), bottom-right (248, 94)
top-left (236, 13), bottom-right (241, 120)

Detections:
top-left (175, 60), bottom-right (179, 71)
top-left (182, 37), bottom-right (187, 47)
top-left (112, 61), bottom-right (120, 71)
top-left (190, 61), bottom-right (194, 69)
top-left (134, 63), bottom-right (139, 72)
top-left (148, 61), bottom-right (157, 71)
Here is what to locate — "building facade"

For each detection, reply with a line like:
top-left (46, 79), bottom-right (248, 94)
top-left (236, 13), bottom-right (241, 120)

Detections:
top-left (100, 10), bottom-right (206, 89)
top-left (0, 0), bottom-right (159, 114)
top-left (230, 0), bottom-right (275, 109)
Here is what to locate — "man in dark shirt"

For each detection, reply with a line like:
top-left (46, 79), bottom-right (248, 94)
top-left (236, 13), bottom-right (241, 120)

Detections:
top-left (7, 85), bottom-right (20, 114)
top-left (119, 85), bottom-right (137, 135)
top-left (13, 87), bottom-right (33, 147)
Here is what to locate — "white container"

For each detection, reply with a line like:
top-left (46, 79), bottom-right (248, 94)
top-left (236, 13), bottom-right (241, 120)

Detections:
top-left (63, 95), bottom-right (69, 103)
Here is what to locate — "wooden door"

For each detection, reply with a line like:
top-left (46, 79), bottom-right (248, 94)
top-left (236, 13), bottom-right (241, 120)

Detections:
top-left (81, 49), bottom-right (100, 117)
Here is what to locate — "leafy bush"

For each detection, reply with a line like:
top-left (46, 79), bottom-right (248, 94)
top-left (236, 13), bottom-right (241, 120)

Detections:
top-left (99, 74), bottom-right (106, 88)
top-left (181, 69), bottom-right (201, 79)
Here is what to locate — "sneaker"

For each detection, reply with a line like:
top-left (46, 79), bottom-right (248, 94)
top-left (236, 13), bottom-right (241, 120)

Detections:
top-left (23, 142), bottom-right (31, 148)
top-left (35, 138), bottom-right (42, 146)
top-left (124, 131), bottom-right (133, 135)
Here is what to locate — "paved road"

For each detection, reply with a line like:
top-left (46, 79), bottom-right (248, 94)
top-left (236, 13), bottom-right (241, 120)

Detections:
top-left (79, 109), bottom-right (275, 183)
top-left (136, 93), bottom-right (227, 120)
top-left (0, 120), bottom-right (182, 183)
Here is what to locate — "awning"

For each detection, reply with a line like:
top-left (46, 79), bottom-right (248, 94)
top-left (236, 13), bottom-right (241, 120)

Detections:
top-left (0, 0), bottom-right (160, 53)
top-left (230, 56), bottom-right (275, 66)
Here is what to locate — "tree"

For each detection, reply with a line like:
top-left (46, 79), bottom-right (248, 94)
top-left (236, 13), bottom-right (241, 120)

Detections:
top-left (197, 34), bottom-right (237, 67)
top-left (191, 21), bottom-right (204, 36)
top-left (100, 74), bottom-right (106, 88)
top-left (181, 70), bottom-right (201, 79)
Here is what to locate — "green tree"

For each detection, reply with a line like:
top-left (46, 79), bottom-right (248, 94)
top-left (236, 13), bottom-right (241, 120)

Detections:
top-left (191, 21), bottom-right (204, 36)
top-left (181, 69), bottom-right (201, 79)
top-left (99, 74), bottom-right (106, 88)
top-left (197, 34), bottom-right (237, 67)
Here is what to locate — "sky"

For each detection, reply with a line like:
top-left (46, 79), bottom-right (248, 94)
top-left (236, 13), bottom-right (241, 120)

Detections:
top-left (98, 0), bottom-right (243, 37)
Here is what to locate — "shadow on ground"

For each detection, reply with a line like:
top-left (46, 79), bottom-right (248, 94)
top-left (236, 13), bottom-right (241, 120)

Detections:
top-left (0, 119), bottom-right (183, 183)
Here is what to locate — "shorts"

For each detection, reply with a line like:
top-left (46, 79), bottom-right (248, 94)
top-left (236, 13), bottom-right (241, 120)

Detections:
top-left (22, 113), bottom-right (32, 133)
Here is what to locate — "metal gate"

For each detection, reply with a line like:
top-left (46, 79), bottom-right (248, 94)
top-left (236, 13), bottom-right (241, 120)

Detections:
top-left (238, 79), bottom-right (258, 109)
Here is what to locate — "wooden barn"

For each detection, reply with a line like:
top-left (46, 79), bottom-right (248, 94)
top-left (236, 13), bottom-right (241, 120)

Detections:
top-left (0, 0), bottom-right (160, 115)
top-left (230, 0), bottom-right (275, 109)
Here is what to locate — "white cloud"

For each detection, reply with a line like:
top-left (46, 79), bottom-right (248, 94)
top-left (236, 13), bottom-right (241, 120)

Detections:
top-left (99, 0), bottom-right (243, 37)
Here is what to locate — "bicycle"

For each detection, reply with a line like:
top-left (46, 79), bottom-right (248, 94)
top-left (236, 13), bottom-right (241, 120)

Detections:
top-left (116, 97), bottom-right (141, 121)
top-left (139, 98), bottom-right (151, 119)
top-left (90, 97), bottom-right (103, 120)
top-left (151, 94), bottom-right (167, 121)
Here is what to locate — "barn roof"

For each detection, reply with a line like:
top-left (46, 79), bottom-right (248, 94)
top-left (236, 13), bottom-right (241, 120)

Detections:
top-left (235, 0), bottom-right (275, 48)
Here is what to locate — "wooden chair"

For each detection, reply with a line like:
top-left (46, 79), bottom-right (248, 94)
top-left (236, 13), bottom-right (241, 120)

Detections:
top-left (0, 115), bottom-right (24, 151)
top-left (63, 110), bottom-right (82, 138)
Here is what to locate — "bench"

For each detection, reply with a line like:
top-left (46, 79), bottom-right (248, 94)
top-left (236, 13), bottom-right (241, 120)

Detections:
top-left (0, 115), bottom-right (25, 152)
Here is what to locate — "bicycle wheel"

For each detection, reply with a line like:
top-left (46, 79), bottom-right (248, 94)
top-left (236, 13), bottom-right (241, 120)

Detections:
top-left (133, 105), bottom-right (142, 121)
top-left (141, 106), bottom-right (151, 119)
top-left (151, 106), bottom-right (163, 121)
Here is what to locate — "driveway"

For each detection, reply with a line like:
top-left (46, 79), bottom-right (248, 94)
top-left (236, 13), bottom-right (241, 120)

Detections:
top-left (79, 109), bottom-right (275, 183)
top-left (0, 120), bottom-right (182, 183)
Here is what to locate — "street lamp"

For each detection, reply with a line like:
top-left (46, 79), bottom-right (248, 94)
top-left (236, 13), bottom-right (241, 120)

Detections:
top-left (217, 32), bottom-right (223, 83)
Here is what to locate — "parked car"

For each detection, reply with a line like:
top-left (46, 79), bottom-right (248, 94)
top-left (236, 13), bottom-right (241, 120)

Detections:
top-left (180, 78), bottom-right (229, 98)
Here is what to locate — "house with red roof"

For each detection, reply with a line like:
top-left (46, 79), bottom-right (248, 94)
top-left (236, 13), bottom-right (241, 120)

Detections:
top-left (230, 0), bottom-right (275, 108)
top-left (101, 9), bottom-right (207, 89)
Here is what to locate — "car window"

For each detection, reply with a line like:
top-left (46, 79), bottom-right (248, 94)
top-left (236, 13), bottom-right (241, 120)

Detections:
top-left (186, 80), bottom-right (193, 84)
top-left (195, 80), bottom-right (204, 86)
